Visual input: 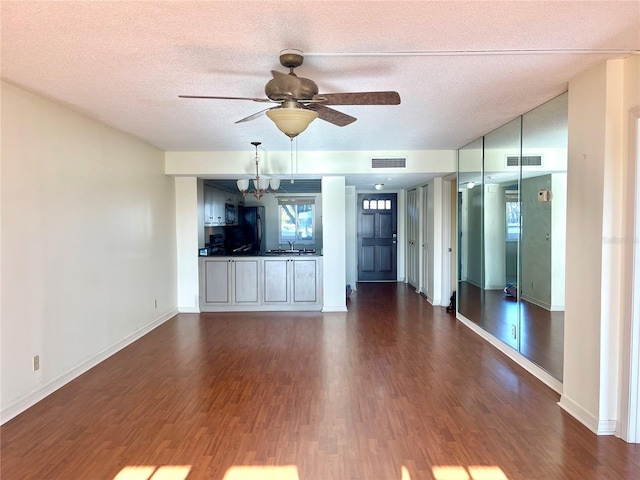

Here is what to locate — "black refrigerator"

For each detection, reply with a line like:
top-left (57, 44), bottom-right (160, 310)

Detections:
top-left (225, 205), bottom-right (266, 255)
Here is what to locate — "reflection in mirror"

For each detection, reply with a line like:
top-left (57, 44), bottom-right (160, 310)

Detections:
top-left (519, 92), bottom-right (567, 380)
top-left (482, 117), bottom-right (522, 350)
top-left (457, 138), bottom-right (483, 325)
top-left (455, 93), bottom-right (567, 381)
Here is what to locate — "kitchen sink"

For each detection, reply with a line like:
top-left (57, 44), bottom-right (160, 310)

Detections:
top-left (265, 249), bottom-right (316, 255)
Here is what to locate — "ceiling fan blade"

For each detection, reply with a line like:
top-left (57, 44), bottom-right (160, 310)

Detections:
top-left (270, 70), bottom-right (303, 98)
top-left (313, 91), bottom-right (401, 105)
top-left (307, 104), bottom-right (357, 127)
top-left (179, 95), bottom-right (274, 103)
top-left (235, 107), bottom-right (274, 124)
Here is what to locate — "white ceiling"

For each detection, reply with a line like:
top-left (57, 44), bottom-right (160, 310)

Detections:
top-left (2, 1), bottom-right (639, 159)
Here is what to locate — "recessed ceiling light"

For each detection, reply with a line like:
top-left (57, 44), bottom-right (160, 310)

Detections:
top-left (374, 183), bottom-right (384, 190)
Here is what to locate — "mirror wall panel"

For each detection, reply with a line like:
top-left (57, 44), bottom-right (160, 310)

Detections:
top-left (519, 93), bottom-right (567, 380)
top-left (457, 138), bottom-right (483, 326)
top-left (482, 117), bottom-right (522, 351)
top-left (456, 93), bottom-right (568, 381)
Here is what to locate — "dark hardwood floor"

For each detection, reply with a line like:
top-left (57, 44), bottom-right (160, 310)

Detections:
top-left (1, 283), bottom-right (637, 480)
top-left (458, 281), bottom-right (564, 380)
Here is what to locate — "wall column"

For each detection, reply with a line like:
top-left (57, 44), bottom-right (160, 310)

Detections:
top-left (561, 56), bottom-right (639, 437)
top-left (175, 177), bottom-right (200, 313)
top-left (322, 176), bottom-right (347, 312)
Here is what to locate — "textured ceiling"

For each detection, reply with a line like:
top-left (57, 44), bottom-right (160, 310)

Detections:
top-left (2, 1), bottom-right (639, 156)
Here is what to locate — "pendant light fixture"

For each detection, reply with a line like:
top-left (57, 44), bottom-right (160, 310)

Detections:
top-left (236, 142), bottom-right (280, 201)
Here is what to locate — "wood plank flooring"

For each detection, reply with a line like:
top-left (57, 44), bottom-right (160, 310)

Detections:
top-left (2, 282), bottom-right (638, 480)
top-left (458, 281), bottom-right (564, 380)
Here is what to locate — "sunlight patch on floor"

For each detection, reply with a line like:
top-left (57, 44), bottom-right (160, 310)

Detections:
top-left (222, 465), bottom-right (300, 480)
top-left (432, 465), bottom-right (509, 480)
top-left (113, 465), bottom-right (191, 480)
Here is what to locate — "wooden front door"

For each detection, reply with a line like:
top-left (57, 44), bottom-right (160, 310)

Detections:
top-left (358, 193), bottom-right (398, 281)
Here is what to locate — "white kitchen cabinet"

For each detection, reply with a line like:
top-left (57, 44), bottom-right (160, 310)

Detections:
top-left (262, 257), bottom-right (320, 306)
top-left (232, 258), bottom-right (260, 304)
top-left (263, 258), bottom-right (289, 304)
top-left (291, 258), bottom-right (319, 304)
top-left (203, 184), bottom-right (225, 226)
top-left (199, 256), bottom-right (322, 311)
top-left (201, 258), bottom-right (231, 304)
top-left (200, 257), bottom-right (260, 306)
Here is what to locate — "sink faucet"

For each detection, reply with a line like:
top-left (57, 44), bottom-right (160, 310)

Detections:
top-left (287, 241), bottom-right (296, 251)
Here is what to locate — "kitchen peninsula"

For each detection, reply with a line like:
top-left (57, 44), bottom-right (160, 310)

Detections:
top-left (199, 252), bottom-right (323, 311)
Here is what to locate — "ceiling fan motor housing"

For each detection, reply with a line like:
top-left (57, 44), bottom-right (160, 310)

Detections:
top-left (265, 50), bottom-right (319, 101)
top-left (265, 76), bottom-right (318, 101)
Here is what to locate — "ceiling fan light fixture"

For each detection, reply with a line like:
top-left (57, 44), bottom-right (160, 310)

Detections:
top-left (266, 108), bottom-right (318, 139)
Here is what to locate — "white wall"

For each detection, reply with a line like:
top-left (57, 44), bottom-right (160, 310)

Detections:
top-left (321, 177), bottom-right (346, 312)
top-left (166, 150), bottom-right (456, 177)
top-left (560, 57), bottom-right (637, 435)
top-left (484, 183), bottom-right (506, 290)
top-left (1, 82), bottom-right (177, 423)
top-left (551, 173), bottom-right (567, 310)
top-left (426, 178), bottom-right (443, 305)
top-left (521, 175), bottom-right (553, 307)
top-left (175, 177), bottom-right (200, 312)
top-left (465, 186), bottom-right (483, 287)
top-left (345, 186), bottom-right (357, 289)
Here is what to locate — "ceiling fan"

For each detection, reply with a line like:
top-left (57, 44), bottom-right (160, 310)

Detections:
top-left (179, 49), bottom-right (401, 139)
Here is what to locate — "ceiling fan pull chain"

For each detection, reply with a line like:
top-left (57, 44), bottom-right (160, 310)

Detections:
top-left (290, 139), bottom-right (295, 184)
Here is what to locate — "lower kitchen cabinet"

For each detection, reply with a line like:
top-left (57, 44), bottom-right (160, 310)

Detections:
top-left (263, 258), bottom-right (289, 304)
top-left (199, 256), bottom-right (322, 311)
top-left (232, 258), bottom-right (260, 304)
top-left (263, 257), bottom-right (320, 306)
top-left (291, 258), bottom-right (319, 304)
top-left (200, 257), bottom-right (260, 307)
top-left (202, 258), bottom-right (231, 304)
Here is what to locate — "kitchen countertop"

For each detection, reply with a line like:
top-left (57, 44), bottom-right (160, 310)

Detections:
top-left (199, 252), bottom-right (322, 258)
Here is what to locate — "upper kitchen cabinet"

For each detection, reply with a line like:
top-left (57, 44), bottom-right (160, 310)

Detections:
top-left (203, 184), bottom-right (224, 226)
top-left (204, 183), bottom-right (243, 226)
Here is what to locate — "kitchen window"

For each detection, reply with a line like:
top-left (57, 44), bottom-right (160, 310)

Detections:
top-left (278, 197), bottom-right (315, 244)
top-left (505, 190), bottom-right (521, 241)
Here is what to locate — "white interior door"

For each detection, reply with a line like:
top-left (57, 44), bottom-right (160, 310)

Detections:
top-left (421, 185), bottom-right (429, 299)
top-left (406, 189), bottom-right (418, 288)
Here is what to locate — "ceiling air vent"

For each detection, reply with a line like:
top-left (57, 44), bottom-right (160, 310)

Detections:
top-left (371, 157), bottom-right (407, 169)
top-left (506, 155), bottom-right (543, 167)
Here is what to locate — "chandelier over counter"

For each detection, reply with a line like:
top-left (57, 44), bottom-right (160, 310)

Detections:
top-left (236, 142), bottom-right (280, 201)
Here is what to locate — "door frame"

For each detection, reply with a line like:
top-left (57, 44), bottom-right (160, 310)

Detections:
top-left (357, 192), bottom-right (398, 282)
top-left (619, 110), bottom-right (640, 442)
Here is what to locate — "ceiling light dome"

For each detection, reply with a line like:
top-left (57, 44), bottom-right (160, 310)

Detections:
top-left (266, 101), bottom-right (318, 139)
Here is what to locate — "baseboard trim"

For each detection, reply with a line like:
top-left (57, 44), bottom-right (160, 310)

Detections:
top-left (456, 313), bottom-right (563, 394)
top-left (521, 293), bottom-right (551, 311)
top-left (178, 306), bottom-right (200, 313)
top-left (322, 306), bottom-right (348, 312)
top-left (558, 395), bottom-right (617, 435)
top-left (0, 309), bottom-right (178, 425)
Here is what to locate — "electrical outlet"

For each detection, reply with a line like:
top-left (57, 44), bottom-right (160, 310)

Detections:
top-left (511, 325), bottom-right (517, 340)
top-left (33, 355), bottom-right (40, 371)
